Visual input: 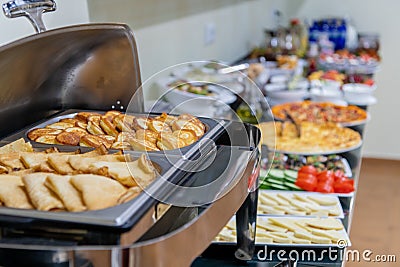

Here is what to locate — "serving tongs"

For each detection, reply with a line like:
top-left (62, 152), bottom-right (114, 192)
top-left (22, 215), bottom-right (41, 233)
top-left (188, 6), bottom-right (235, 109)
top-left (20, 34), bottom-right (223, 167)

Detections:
top-left (284, 110), bottom-right (301, 138)
top-left (2, 0), bottom-right (56, 33)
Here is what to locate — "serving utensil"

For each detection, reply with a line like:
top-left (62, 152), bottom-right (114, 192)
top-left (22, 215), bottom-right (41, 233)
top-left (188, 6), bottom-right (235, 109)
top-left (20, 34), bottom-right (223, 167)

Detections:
top-left (2, 0), bottom-right (56, 33)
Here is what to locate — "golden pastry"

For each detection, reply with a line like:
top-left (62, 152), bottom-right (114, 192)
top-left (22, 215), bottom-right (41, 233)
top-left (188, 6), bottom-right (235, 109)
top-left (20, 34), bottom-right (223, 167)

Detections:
top-left (172, 129), bottom-right (198, 146)
top-left (45, 122), bottom-right (75, 130)
top-left (113, 115), bottom-right (133, 132)
top-left (75, 112), bottom-right (100, 122)
top-left (132, 117), bottom-right (150, 130)
top-left (86, 120), bottom-right (105, 135)
top-left (128, 138), bottom-right (160, 152)
top-left (103, 110), bottom-right (121, 122)
top-left (64, 127), bottom-right (88, 138)
top-left (56, 132), bottom-right (81, 146)
top-left (116, 131), bottom-right (136, 143)
top-left (99, 117), bottom-right (119, 137)
top-left (157, 133), bottom-right (185, 150)
top-left (35, 135), bottom-right (60, 145)
top-left (45, 174), bottom-right (86, 212)
top-left (23, 172), bottom-right (64, 211)
top-left (171, 119), bottom-right (204, 137)
top-left (27, 128), bottom-right (62, 141)
top-left (135, 129), bottom-right (158, 144)
top-left (148, 120), bottom-right (172, 134)
top-left (0, 175), bottom-right (33, 209)
top-left (70, 174), bottom-right (127, 210)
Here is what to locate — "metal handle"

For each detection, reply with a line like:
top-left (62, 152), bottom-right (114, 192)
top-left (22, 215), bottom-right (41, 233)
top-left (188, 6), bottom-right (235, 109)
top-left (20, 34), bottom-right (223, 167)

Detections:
top-left (2, 0), bottom-right (56, 33)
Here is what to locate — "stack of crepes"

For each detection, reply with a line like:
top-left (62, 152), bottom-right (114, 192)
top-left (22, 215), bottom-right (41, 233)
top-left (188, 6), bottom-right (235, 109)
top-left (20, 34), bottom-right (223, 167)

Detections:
top-left (0, 139), bottom-right (157, 212)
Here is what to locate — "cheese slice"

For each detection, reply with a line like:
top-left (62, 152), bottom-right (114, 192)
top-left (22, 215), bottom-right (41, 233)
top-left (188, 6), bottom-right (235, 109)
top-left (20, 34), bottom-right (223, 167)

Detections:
top-left (305, 218), bottom-right (344, 230)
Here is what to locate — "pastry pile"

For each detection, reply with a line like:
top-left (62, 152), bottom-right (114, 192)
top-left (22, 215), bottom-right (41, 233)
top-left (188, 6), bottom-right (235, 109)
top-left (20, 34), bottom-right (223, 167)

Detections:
top-left (0, 139), bottom-right (157, 211)
top-left (28, 111), bottom-right (205, 151)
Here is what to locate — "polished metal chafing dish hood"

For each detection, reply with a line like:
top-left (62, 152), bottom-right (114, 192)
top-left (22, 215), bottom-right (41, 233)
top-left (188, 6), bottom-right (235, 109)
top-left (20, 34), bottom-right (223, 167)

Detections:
top-left (0, 1), bottom-right (261, 266)
top-left (0, 0), bottom-right (143, 138)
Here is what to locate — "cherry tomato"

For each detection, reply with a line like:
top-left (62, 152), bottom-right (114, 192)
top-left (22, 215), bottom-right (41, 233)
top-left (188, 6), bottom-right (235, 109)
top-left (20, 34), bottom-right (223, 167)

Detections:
top-left (298, 165), bottom-right (318, 176)
top-left (315, 182), bottom-right (334, 193)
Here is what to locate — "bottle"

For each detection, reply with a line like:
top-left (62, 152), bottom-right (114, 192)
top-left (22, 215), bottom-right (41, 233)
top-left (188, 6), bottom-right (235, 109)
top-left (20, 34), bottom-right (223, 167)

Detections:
top-left (290, 18), bottom-right (308, 58)
top-left (236, 75), bottom-right (263, 124)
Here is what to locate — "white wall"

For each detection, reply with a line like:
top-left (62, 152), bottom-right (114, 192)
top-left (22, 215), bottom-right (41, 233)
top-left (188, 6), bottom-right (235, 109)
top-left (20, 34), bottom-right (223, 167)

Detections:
top-left (88, 0), bottom-right (288, 82)
top-left (287, 0), bottom-right (400, 159)
top-left (0, 0), bottom-right (89, 45)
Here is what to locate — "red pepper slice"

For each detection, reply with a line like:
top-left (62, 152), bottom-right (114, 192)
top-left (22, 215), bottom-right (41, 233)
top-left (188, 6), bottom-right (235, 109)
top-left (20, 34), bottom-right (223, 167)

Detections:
top-left (334, 180), bottom-right (355, 193)
top-left (315, 182), bottom-right (334, 193)
top-left (295, 175), bottom-right (317, 191)
top-left (298, 165), bottom-right (318, 176)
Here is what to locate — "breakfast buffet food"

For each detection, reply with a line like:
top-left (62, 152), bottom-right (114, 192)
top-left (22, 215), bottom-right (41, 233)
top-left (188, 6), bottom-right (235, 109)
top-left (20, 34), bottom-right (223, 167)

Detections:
top-left (168, 80), bottom-right (214, 96)
top-left (216, 216), bottom-right (349, 245)
top-left (27, 111), bottom-right (206, 151)
top-left (259, 121), bottom-right (362, 154)
top-left (271, 101), bottom-right (368, 125)
top-left (259, 166), bottom-right (355, 194)
top-left (0, 139), bottom-right (157, 211)
top-left (257, 191), bottom-right (343, 217)
top-left (267, 152), bottom-right (350, 174)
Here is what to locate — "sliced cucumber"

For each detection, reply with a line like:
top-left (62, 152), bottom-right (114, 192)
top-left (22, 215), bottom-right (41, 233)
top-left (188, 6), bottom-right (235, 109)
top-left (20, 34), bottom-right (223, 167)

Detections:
top-left (269, 183), bottom-right (289, 190)
top-left (268, 169), bottom-right (285, 180)
top-left (259, 182), bottom-right (271, 190)
top-left (284, 176), bottom-right (297, 183)
top-left (284, 182), bottom-right (303, 191)
top-left (267, 178), bottom-right (284, 185)
top-left (284, 170), bottom-right (298, 180)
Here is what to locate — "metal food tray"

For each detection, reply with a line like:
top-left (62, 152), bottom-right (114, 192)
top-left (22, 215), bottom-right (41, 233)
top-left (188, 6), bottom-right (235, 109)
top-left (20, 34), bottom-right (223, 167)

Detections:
top-left (0, 110), bottom-right (233, 232)
top-left (12, 109), bottom-right (227, 153)
top-left (257, 190), bottom-right (345, 219)
top-left (214, 215), bottom-right (351, 248)
top-left (0, 147), bottom-right (176, 229)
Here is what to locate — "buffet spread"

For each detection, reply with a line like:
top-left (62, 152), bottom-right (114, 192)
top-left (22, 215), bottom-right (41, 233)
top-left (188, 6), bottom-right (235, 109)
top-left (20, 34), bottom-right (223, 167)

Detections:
top-left (0, 2), bottom-right (379, 267)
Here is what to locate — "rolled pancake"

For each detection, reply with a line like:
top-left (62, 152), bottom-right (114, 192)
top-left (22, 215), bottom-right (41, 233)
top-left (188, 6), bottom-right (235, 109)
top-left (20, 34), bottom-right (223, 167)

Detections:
top-left (118, 187), bottom-right (141, 204)
top-left (20, 152), bottom-right (54, 172)
top-left (0, 175), bottom-right (33, 209)
top-left (70, 174), bottom-right (127, 210)
top-left (68, 154), bottom-right (128, 173)
top-left (0, 153), bottom-right (25, 172)
top-left (45, 174), bottom-right (86, 212)
top-left (0, 138), bottom-right (33, 154)
top-left (47, 154), bottom-right (75, 174)
top-left (23, 173), bottom-right (64, 211)
top-left (90, 154), bottom-right (157, 188)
